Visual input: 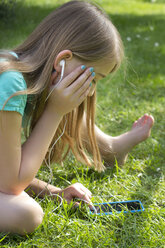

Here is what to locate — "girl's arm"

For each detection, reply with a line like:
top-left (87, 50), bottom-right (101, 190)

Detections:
top-left (26, 177), bottom-right (93, 209)
top-left (0, 109), bottom-right (62, 195)
top-left (25, 178), bottom-right (62, 198)
top-left (0, 65), bottom-right (94, 195)
top-left (20, 107), bottom-right (62, 192)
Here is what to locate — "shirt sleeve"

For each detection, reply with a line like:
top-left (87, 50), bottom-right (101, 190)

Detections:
top-left (0, 70), bottom-right (27, 116)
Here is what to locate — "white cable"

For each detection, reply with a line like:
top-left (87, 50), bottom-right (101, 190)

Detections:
top-left (37, 59), bottom-right (98, 222)
top-left (36, 117), bottom-right (67, 200)
top-left (48, 116), bottom-right (67, 169)
top-left (36, 60), bottom-right (67, 215)
top-left (74, 198), bottom-right (98, 225)
top-left (39, 193), bottom-right (63, 214)
top-left (45, 60), bottom-right (65, 102)
top-left (59, 59), bottom-right (65, 80)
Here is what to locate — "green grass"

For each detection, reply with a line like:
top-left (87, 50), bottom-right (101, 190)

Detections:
top-left (0, 0), bottom-right (165, 247)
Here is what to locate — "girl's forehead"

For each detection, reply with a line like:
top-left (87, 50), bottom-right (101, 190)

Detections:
top-left (92, 60), bottom-right (117, 76)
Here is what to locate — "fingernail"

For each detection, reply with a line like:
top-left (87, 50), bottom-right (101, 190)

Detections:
top-left (81, 65), bottom-right (86, 70)
top-left (74, 205), bottom-right (79, 209)
top-left (92, 72), bottom-right (95, 77)
top-left (90, 206), bottom-right (95, 211)
top-left (90, 82), bottom-right (92, 87)
top-left (89, 67), bottom-right (94, 72)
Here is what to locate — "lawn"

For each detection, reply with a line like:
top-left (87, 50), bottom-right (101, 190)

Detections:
top-left (0, 0), bottom-right (165, 247)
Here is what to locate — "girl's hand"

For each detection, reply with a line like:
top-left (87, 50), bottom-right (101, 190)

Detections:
top-left (59, 182), bottom-right (94, 209)
top-left (46, 66), bottom-right (95, 116)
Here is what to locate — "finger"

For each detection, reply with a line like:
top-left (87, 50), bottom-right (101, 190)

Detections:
top-left (73, 183), bottom-right (92, 199)
top-left (59, 65), bottom-right (87, 89)
top-left (77, 73), bottom-right (95, 96)
top-left (77, 189), bottom-right (93, 205)
top-left (73, 199), bottom-right (94, 211)
top-left (79, 185), bottom-right (92, 198)
top-left (68, 68), bottom-right (95, 93)
top-left (81, 195), bottom-right (94, 210)
top-left (75, 82), bottom-right (92, 105)
top-left (73, 201), bottom-right (80, 208)
top-left (80, 194), bottom-right (94, 210)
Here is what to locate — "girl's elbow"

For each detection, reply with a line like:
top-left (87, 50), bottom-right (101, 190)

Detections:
top-left (0, 184), bottom-right (24, 195)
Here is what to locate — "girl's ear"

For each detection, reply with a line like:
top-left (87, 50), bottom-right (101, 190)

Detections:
top-left (53, 50), bottom-right (73, 72)
top-left (50, 70), bottom-right (58, 86)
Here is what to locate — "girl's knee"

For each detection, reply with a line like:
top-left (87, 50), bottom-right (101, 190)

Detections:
top-left (27, 203), bottom-right (44, 233)
top-left (18, 200), bottom-right (44, 234)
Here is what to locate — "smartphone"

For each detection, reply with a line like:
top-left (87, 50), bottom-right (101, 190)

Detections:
top-left (90, 200), bottom-right (144, 215)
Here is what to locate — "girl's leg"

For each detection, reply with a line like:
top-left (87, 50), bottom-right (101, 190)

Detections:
top-left (106, 114), bottom-right (154, 165)
top-left (0, 191), bottom-right (43, 235)
top-left (82, 114), bottom-right (154, 166)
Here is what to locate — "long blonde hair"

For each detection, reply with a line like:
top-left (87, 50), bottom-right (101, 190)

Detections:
top-left (0, 0), bottom-right (124, 172)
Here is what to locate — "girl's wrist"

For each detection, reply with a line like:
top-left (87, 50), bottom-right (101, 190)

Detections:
top-left (44, 103), bottom-right (64, 121)
top-left (48, 185), bottom-right (62, 195)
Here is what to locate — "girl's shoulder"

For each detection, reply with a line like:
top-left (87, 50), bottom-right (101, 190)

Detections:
top-left (0, 51), bottom-right (26, 93)
top-left (0, 69), bottom-right (27, 117)
top-left (0, 70), bottom-right (27, 91)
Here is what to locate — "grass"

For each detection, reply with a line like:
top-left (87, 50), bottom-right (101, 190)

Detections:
top-left (0, 0), bottom-right (165, 247)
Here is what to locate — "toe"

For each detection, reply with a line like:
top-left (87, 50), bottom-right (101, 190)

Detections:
top-left (147, 115), bottom-right (154, 127)
top-left (139, 115), bottom-right (147, 125)
top-left (132, 120), bottom-right (137, 128)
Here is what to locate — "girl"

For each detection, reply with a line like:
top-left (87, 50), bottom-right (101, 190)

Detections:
top-left (0, 0), bottom-right (154, 235)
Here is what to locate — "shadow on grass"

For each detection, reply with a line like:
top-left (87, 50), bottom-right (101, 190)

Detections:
top-left (0, 2), bottom-right (164, 244)
top-left (0, 2), bottom-right (165, 76)
top-left (0, 0), bottom-right (163, 189)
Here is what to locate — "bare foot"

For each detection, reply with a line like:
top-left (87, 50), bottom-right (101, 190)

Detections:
top-left (131, 114), bottom-right (154, 143)
top-left (105, 114), bottom-right (154, 166)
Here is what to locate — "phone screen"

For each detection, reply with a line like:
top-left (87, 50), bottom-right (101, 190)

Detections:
top-left (91, 201), bottom-right (143, 214)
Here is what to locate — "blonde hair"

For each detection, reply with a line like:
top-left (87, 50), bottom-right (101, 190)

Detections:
top-left (0, 0), bottom-right (124, 172)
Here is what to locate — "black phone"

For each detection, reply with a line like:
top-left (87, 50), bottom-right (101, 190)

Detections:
top-left (90, 200), bottom-right (144, 215)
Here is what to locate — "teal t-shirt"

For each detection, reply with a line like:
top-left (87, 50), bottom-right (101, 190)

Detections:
top-left (0, 53), bottom-right (27, 117)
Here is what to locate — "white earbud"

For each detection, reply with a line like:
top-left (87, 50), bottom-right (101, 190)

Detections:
top-left (59, 59), bottom-right (65, 82)
top-left (45, 59), bottom-right (66, 102)
top-left (60, 59), bottom-right (65, 67)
